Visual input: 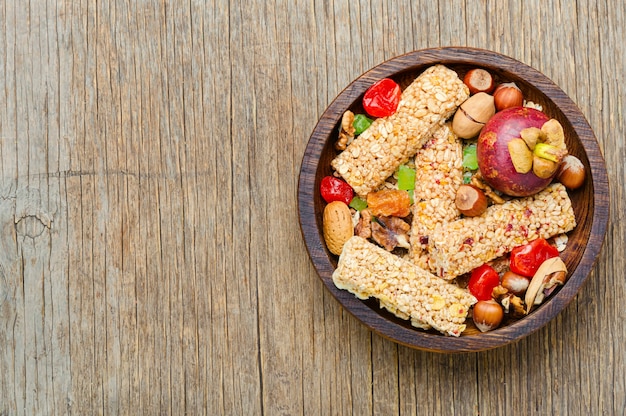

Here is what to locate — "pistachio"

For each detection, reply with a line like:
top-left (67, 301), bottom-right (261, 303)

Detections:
top-left (524, 257), bottom-right (568, 313)
top-left (507, 138), bottom-right (533, 173)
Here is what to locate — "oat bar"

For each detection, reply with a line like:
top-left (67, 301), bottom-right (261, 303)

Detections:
top-left (409, 124), bottom-right (464, 269)
top-left (331, 65), bottom-right (469, 197)
top-left (332, 236), bottom-right (477, 337)
top-left (427, 183), bottom-right (577, 279)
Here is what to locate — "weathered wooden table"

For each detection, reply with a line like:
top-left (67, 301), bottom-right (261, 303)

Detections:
top-left (1, 1), bottom-right (624, 414)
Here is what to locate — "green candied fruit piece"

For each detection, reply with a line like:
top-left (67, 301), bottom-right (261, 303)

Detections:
top-left (463, 171), bottom-right (473, 184)
top-left (397, 165), bottom-right (416, 191)
top-left (463, 143), bottom-right (478, 171)
top-left (353, 114), bottom-right (373, 135)
top-left (349, 196), bottom-right (367, 211)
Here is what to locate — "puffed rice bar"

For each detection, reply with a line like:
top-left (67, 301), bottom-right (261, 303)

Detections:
top-left (409, 123), bottom-right (464, 269)
top-left (331, 65), bottom-right (470, 197)
top-left (332, 236), bottom-right (477, 336)
top-left (427, 183), bottom-right (577, 279)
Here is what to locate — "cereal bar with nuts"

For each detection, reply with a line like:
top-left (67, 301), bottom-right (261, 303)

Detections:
top-left (409, 123), bottom-right (464, 270)
top-left (331, 65), bottom-right (470, 197)
top-left (332, 236), bottom-right (477, 336)
top-left (427, 183), bottom-right (576, 279)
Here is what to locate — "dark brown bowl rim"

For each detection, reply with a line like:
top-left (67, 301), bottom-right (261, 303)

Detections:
top-left (298, 47), bottom-right (609, 353)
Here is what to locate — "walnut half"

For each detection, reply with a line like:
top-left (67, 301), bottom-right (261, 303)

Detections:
top-left (336, 110), bottom-right (355, 151)
top-left (371, 216), bottom-right (410, 251)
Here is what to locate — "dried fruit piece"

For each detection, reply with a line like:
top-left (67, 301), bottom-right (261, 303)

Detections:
top-left (510, 238), bottom-right (560, 277)
top-left (353, 114), bottom-right (373, 135)
top-left (463, 143), bottom-right (479, 170)
top-left (366, 189), bottom-right (411, 218)
top-left (320, 176), bottom-right (354, 205)
top-left (349, 196), bottom-right (368, 211)
top-left (507, 138), bottom-right (533, 174)
top-left (519, 127), bottom-right (542, 150)
top-left (397, 165), bottom-right (416, 191)
top-left (363, 78), bottom-right (402, 117)
top-left (532, 154), bottom-right (559, 179)
top-left (468, 264), bottom-right (500, 301)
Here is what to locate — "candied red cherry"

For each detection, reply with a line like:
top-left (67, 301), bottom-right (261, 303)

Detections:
top-left (468, 264), bottom-right (500, 301)
top-left (510, 238), bottom-right (559, 277)
top-left (363, 78), bottom-right (401, 118)
top-left (320, 176), bottom-right (354, 205)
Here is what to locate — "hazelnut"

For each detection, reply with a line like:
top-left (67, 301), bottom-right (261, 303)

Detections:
top-left (501, 271), bottom-right (530, 296)
top-left (452, 92), bottom-right (496, 139)
top-left (463, 68), bottom-right (495, 95)
top-left (472, 300), bottom-right (504, 332)
top-left (557, 155), bottom-right (586, 190)
top-left (493, 82), bottom-right (523, 111)
top-left (454, 185), bottom-right (488, 216)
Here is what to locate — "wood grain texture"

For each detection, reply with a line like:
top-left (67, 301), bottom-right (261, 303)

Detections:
top-left (0, 0), bottom-right (623, 415)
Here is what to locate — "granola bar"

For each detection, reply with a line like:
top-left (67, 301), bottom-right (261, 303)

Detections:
top-left (427, 183), bottom-right (577, 279)
top-left (409, 123), bottom-right (464, 269)
top-left (331, 65), bottom-right (469, 197)
top-left (332, 236), bottom-right (477, 336)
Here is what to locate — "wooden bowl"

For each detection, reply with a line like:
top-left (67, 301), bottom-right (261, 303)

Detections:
top-left (298, 47), bottom-right (609, 352)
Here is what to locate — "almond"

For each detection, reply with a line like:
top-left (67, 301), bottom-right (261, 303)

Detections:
top-left (323, 201), bottom-right (354, 255)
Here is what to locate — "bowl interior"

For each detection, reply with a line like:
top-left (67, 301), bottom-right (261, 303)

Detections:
top-left (298, 47), bottom-right (609, 352)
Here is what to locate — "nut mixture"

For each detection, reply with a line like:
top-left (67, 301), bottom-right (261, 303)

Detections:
top-left (322, 64), bottom-right (582, 336)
